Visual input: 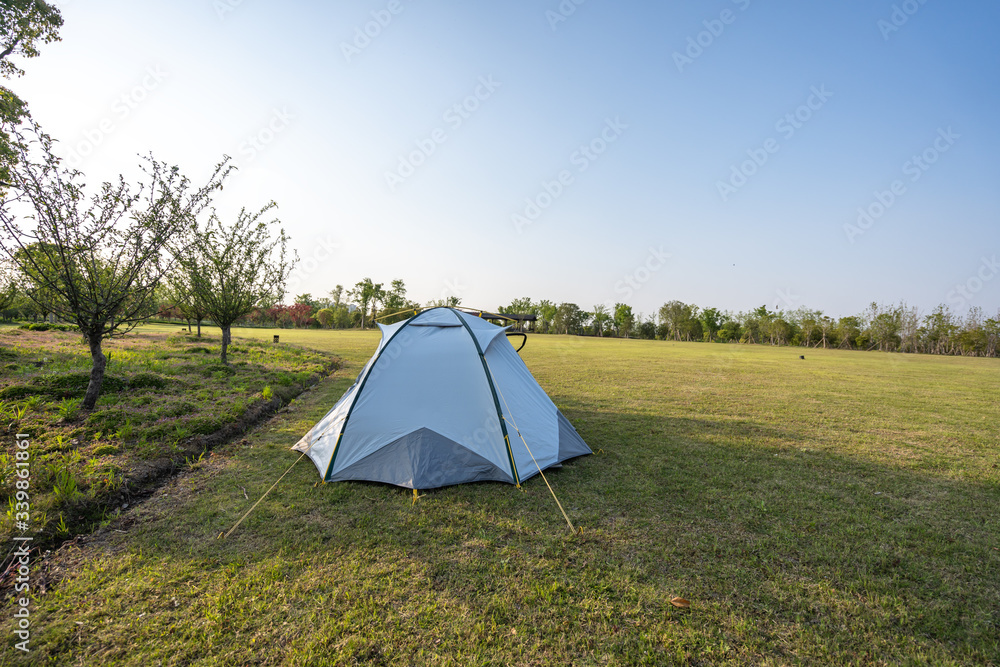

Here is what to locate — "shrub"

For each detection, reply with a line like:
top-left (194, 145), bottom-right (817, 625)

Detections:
top-left (56, 399), bottom-right (80, 421)
top-left (0, 372), bottom-right (131, 400)
top-left (160, 401), bottom-right (196, 418)
top-left (18, 323), bottom-right (78, 332)
top-left (85, 409), bottom-right (129, 432)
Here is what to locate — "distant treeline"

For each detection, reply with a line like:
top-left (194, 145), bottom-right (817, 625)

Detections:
top-left (496, 298), bottom-right (1000, 358)
top-left (4, 277), bottom-right (996, 357)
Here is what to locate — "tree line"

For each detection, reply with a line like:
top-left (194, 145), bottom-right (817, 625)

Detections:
top-left (146, 276), bottom-right (1000, 359)
top-left (496, 298), bottom-right (1000, 358)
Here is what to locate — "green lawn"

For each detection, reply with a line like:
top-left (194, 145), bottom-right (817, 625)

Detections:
top-left (5, 328), bottom-right (999, 665)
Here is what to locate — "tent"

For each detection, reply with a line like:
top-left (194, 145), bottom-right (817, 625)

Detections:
top-left (292, 307), bottom-right (591, 489)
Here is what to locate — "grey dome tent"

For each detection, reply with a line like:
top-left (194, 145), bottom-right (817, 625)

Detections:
top-left (292, 307), bottom-right (591, 489)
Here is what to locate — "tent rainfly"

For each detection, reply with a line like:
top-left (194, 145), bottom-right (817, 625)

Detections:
top-left (293, 307), bottom-right (592, 489)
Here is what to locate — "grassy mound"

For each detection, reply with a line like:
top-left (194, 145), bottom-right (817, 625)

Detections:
top-left (0, 324), bottom-right (337, 547)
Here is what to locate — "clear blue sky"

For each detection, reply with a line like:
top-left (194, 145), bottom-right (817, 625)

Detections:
top-left (10, 0), bottom-right (1000, 319)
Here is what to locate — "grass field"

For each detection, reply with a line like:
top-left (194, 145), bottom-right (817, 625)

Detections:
top-left (4, 327), bottom-right (999, 665)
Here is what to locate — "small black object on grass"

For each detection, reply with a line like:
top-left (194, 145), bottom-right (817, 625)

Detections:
top-left (799, 355), bottom-right (805, 360)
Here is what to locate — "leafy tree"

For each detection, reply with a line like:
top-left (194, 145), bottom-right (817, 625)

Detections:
top-left (294, 293), bottom-right (320, 309)
top-left (327, 284), bottom-right (343, 309)
top-left (613, 303), bottom-right (634, 338)
top-left (332, 305), bottom-right (354, 328)
top-left (0, 123), bottom-right (230, 409)
top-left (836, 316), bottom-right (861, 350)
top-left (899, 303), bottom-right (921, 353)
top-left (919, 305), bottom-right (958, 355)
top-left (767, 315), bottom-right (793, 346)
top-left (591, 303), bottom-right (611, 337)
top-left (349, 278), bottom-right (383, 329)
top-left (287, 301), bottom-right (314, 328)
top-left (866, 302), bottom-right (902, 352)
top-left (553, 302), bottom-right (586, 335)
top-left (0, 256), bottom-right (16, 312)
top-left (500, 297), bottom-right (536, 316)
top-left (536, 300), bottom-right (556, 333)
top-left (983, 314), bottom-right (999, 358)
top-left (658, 300), bottom-right (699, 341)
top-left (379, 279), bottom-right (419, 324)
top-left (699, 306), bottom-right (722, 342)
top-left (0, 0), bottom-right (62, 183)
top-left (315, 307), bottom-right (335, 328)
top-left (427, 296), bottom-right (460, 308)
top-left (678, 307), bottom-right (702, 342)
top-left (636, 315), bottom-right (656, 340)
top-left (747, 305), bottom-right (775, 344)
top-left (792, 308), bottom-right (821, 347)
top-left (178, 201), bottom-right (295, 364)
top-left (717, 316), bottom-right (742, 343)
top-left (0, 1), bottom-right (62, 78)
top-left (384, 279), bottom-right (407, 310)
top-left (817, 315), bottom-right (835, 349)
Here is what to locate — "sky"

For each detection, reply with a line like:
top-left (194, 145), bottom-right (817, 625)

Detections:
top-left (8, 0), bottom-right (1000, 320)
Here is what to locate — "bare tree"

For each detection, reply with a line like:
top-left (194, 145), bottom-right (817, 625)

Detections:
top-left (0, 121), bottom-right (231, 409)
top-left (178, 202), bottom-right (295, 364)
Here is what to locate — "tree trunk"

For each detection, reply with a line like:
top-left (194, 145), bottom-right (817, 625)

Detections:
top-left (186, 318), bottom-right (192, 332)
top-left (197, 318), bottom-right (202, 337)
top-left (220, 325), bottom-right (231, 365)
top-left (83, 337), bottom-right (107, 411)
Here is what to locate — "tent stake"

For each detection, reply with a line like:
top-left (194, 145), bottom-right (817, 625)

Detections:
top-left (220, 452), bottom-right (306, 539)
